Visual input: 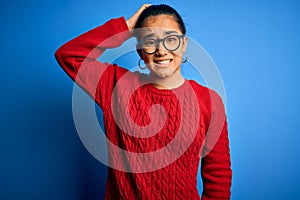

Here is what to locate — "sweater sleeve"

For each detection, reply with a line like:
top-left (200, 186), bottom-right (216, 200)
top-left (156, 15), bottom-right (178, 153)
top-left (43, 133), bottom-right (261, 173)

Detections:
top-left (201, 90), bottom-right (232, 200)
top-left (54, 17), bottom-right (132, 109)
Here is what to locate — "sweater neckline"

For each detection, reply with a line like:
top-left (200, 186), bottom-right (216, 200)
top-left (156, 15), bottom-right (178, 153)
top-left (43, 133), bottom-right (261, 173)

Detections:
top-left (145, 79), bottom-right (189, 96)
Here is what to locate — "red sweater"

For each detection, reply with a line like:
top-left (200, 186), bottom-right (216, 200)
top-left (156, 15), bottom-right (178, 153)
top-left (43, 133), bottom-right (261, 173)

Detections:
top-left (55, 17), bottom-right (232, 200)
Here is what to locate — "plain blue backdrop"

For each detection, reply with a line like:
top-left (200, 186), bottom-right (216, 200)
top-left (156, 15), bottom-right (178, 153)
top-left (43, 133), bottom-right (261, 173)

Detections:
top-left (1, 0), bottom-right (300, 199)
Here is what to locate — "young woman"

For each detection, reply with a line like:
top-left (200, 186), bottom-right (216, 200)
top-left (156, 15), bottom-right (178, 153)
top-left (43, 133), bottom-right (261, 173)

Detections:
top-left (55, 4), bottom-right (232, 200)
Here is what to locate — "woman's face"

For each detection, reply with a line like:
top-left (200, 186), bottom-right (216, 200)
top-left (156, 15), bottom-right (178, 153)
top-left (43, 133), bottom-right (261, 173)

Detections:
top-left (137, 14), bottom-right (187, 79)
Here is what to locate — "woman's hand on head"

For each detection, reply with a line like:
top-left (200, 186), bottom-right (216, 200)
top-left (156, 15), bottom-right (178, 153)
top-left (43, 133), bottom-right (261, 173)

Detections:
top-left (126, 4), bottom-right (151, 33)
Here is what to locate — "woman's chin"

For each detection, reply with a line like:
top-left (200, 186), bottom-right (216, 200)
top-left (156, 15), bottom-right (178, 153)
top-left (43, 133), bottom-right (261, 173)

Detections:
top-left (151, 71), bottom-right (173, 79)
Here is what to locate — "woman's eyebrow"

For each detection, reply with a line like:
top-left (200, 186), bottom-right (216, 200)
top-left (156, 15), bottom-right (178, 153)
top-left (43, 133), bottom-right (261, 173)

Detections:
top-left (141, 31), bottom-right (180, 40)
top-left (142, 33), bottom-right (155, 38)
top-left (165, 31), bottom-right (178, 35)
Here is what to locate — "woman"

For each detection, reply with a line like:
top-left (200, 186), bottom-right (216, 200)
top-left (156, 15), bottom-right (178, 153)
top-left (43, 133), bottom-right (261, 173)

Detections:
top-left (55, 4), bottom-right (232, 200)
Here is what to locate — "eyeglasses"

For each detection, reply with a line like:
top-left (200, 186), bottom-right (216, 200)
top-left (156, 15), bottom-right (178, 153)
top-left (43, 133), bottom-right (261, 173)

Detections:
top-left (139, 34), bottom-right (185, 54)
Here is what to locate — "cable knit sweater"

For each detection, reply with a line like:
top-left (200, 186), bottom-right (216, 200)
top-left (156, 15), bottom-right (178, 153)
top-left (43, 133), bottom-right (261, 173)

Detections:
top-left (55, 17), bottom-right (232, 200)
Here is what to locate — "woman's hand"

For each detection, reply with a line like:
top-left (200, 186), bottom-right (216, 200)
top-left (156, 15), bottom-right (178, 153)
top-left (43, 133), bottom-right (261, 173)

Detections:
top-left (126, 4), bottom-right (151, 33)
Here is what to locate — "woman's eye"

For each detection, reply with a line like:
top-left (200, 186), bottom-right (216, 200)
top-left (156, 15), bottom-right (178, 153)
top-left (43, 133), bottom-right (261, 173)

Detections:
top-left (144, 40), bottom-right (156, 46)
top-left (167, 37), bottom-right (177, 42)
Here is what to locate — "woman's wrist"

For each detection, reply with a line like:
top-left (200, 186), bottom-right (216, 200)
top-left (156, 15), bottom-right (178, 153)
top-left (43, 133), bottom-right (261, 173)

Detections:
top-left (126, 20), bottom-right (134, 33)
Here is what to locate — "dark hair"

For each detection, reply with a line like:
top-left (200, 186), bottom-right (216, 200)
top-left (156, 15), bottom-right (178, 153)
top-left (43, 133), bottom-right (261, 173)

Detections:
top-left (134, 4), bottom-right (186, 36)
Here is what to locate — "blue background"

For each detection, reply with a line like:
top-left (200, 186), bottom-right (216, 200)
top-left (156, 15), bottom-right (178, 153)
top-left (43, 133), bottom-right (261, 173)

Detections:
top-left (1, 0), bottom-right (300, 199)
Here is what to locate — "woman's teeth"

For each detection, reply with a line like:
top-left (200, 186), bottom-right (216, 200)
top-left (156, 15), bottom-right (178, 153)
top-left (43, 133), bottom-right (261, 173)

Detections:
top-left (155, 59), bottom-right (171, 64)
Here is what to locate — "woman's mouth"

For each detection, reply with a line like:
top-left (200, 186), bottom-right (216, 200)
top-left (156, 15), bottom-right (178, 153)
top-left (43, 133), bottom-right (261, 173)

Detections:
top-left (153, 59), bottom-right (172, 67)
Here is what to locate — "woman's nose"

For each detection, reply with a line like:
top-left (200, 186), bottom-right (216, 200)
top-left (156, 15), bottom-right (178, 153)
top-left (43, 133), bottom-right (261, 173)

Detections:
top-left (155, 41), bottom-right (168, 55)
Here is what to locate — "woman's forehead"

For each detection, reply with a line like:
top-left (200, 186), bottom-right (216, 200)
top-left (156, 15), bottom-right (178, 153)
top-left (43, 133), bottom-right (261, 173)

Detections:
top-left (141, 15), bottom-right (181, 30)
top-left (139, 27), bottom-right (181, 38)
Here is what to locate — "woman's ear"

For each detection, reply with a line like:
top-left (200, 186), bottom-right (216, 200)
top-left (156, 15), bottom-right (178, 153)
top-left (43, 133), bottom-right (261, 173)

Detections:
top-left (182, 36), bottom-right (188, 53)
top-left (136, 44), bottom-right (143, 59)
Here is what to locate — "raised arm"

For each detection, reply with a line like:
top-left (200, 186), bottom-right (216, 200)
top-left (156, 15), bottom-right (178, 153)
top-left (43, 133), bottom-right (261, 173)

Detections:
top-left (54, 4), bottom-right (151, 109)
top-left (54, 17), bottom-right (131, 108)
top-left (201, 91), bottom-right (232, 200)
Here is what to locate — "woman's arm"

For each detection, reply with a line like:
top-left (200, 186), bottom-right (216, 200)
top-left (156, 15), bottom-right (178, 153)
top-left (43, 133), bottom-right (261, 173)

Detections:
top-left (54, 4), bottom-right (151, 109)
top-left (54, 17), bottom-right (131, 108)
top-left (201, 91), bottom-right (232, 200)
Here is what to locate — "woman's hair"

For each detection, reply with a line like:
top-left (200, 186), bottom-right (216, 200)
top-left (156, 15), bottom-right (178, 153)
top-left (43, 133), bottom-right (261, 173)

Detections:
top-left (134, 4), bottom-right (186, 36)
